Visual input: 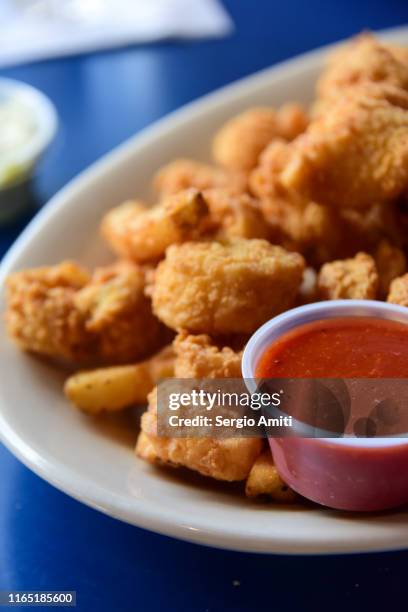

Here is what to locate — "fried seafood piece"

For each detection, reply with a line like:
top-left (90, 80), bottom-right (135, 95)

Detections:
top-left (249, 141), bottom-right (344, 264)
top-left (173, 332), bottom-right (243, 378)
top-left (318, 252), bottom-right (379, 300)
top-left (6, 260), bottom-right (165, 363)
top-left (6, 261), bottom-right (92, 360)
top-left (212, 104), bottom-right (308, 172)
top-left (137, 388), bottom-right (263, 481)
top-left (101, 189), bottom-right (209, 263)
top-left (149, 239), bottom-right (305, 335)
top-left (245, 450), bottom-right (296, 502)
top-left (316, 34), bottom-right (408, 106)
top-left (153, 159), bottom-right (247, 198)
top-left (64, 345), bottom-right (174, 413)
top-left (203, 189), bottom-right (270, 240)
top-left (374, 240), bottom-right (407, 298)
top-left (74, 261), bottom-right (166, 363)
top-left (387, 273), bottom-right (408, 307)
top-left (281, 84), bottom-right (408, 210)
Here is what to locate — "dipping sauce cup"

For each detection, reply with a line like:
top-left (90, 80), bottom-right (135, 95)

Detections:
top-left (242, 300), bottom-right (408, 512)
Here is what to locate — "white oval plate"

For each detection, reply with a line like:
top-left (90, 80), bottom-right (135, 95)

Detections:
top-left (1, 27), bottom-right (408, 555)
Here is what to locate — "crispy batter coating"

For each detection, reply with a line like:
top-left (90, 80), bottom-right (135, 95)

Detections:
top-left (374, 240), bottom-right (407, 298)
top-left (316, 34), bottom-right (408, 106)
top-left (138, 388), bottom-right (263, 481)
top-left (74, 261), bottom-right (166, 363)
top-left (101, 189), bottom-right (209, 263)
top-left (388, 273), bottom-right (408, 306)
top-left (212, 104), bottom-right (308, 172)
top-left (318, 252), bottom-right (379, 300)
top-left (245, 450), bottom-right (296, 502)
top-left (6, 260), bottom-right (166, 363)
top-left (387, 273), bottom-right (408, 307)
top-left (203, 189), bottom-right (270, 240)
top-left (174, 332), bottom-right (243, 378)
top-left (149, 239), bottom-right (305, 334)
top-left (153, 159), bottom-right (247, 198)
top-left (5, 261), bottom-right (93, 360)
top-left (281, 84), bottom-right (408, 210)
top-left (249, 139), bottom-right (291, 201)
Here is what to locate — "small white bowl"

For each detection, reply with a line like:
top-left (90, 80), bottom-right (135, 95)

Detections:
top-left (0, 78), bottom-right (58, 222)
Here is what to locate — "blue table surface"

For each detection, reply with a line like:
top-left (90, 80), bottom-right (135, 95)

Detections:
top-left (1, 1), bottom-right (408, 610)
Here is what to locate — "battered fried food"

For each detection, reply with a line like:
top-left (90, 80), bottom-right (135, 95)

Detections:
top-left (153, 158), bottom-right (247, 198)
top-left (281, 84), bottom-right (408, 210)
top-left (74, 261), bottom-right (166, 363)
top-left (245, 450), bottom-right (296, 502)
top-left (203, 189), bottom-right (270, 240)
top-left (6, 260), bottom-right (165, 363)
top-left (138, 388), bottom-right (263, 481)
top-left (212, 104), bottom-right (308, 172)
top-left (374, 240), bottom-right (407, 298)
top-left (101, 189), bottom-right (209, 263)
top-left (316, 33), bottom-right (408, 106)
top-left (6, 261), bottom-right (93, 361)
top-left (149, 239), bottom-right (305, 334)
top-left (318, 252), bottom-right (379, 300)
top-left (174, 332), bottom-right (242, 378)
top-left (64, 345), bottom-right (174, 413)
top-left (387, 273), bottom-right (408, 307)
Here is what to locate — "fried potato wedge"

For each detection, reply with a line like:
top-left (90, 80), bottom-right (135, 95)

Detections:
top-left (245, 451), bottom-right (296, 502)
top-left (64, 346), bottom-right (174, 413)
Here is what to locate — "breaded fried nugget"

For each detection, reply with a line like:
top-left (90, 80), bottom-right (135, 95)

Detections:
top-left (174, 332), bottom-right (242, 378)
top-left (245, 450), bottom-right (296, 502)
top-left (138, 388), bottom-right (262, 481)
top-left (316, 33), bottom-right (408, 105)
top-left (374, 240), bottom-right (407, 298)
top-left (387, 273), bottom-right (408, 307)
top-left (6, 261), bottom-right (92, 361)
top-left (6, 260), bottom-right (165, 363)
top-left (281, 84), bottom-right (408, 210)
top-left (249, 141), bottom-right (345, 264)
top-left (74, 261), bottom-right (165, 362)
top-left (149, 239), bottom-right (305, 334)
top-left (153, 158), bottom-right (247, 198)
top-left (318, 252), bottom-right (378, 300)
top-left (100, 189), bottom-right (209, 263)
top-left (212, 104), bottom-right (308, 172)
top-left (203, 189), bottom-right (270, 240)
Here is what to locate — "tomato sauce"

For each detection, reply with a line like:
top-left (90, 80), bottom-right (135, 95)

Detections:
top-left (256, 315), bottom-right (408, 510)
top-left (256, 317), bottom-right (408, 379)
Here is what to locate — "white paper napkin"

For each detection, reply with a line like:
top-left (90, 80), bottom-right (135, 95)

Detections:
top-left (0, 0), bottom-right (234, 68)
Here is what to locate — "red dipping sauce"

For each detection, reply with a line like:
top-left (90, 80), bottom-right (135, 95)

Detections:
top-left (242, 303), bottom-right (408, 511)
top-left (256, 317), bottom-right (408, 379)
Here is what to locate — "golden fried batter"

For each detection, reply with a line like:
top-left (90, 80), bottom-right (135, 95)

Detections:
top-left (6, 261), bottom-right (93, 361)
top-left (153, 158), bottom-right (247, 198)
top-left (149, 239), bottom-right (304, 334)
top-left (318, 252), bottom-right (379, 300)
top-left (281, 84), bottom-right (408, 210)
top-left (316, 34), bottom-right (408, 106)
top-left (6, 260), bottom-right (165, 363)
top-left (174, 332), bottom-right (243, 378)
top-left (387, 273), bottom-right (408, 307)
top-left (245, 450), bottom-right (296, 501)
top-left (203, 189), bottom-right (270, 240)
top-left (212, 104), bottom-right (308, 172)
top-left (374, 240), bottom-right (407, 298)
top-left (138, 388), bottom-right (262, 481)
top-left (100, 189), bottom-right (209, 263)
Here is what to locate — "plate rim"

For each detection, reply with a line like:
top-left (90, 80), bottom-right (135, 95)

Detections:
top-left (1, 25), bottom-right (408, 555)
